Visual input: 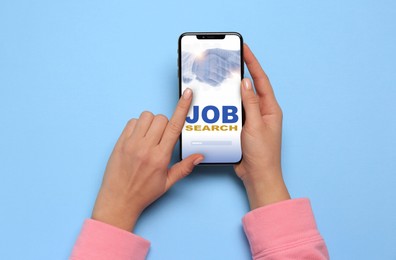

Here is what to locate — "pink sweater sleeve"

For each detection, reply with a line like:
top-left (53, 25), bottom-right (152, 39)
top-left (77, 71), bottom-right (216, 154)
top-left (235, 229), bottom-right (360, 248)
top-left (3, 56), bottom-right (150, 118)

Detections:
top-left (70, 219), bottom-right (150, 260)
top-left (242, 198), bottom-right (329, 259)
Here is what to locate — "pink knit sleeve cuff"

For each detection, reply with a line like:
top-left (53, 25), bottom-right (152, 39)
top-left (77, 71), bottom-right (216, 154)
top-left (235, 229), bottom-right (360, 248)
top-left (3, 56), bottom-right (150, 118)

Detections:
top-left (70, 219), bottom-right (150, 260)
top-left (242, 198), bottom-right (325, 258)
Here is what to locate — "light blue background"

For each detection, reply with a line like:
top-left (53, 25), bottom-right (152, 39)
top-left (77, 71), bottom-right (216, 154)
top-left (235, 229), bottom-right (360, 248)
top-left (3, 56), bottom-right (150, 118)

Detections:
top-left (1, 1), bottom-right (395, 259)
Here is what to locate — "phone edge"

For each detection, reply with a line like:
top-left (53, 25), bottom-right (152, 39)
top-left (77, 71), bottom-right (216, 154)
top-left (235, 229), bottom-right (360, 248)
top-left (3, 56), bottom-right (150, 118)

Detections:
top-left (178, 32), bottom-right (244, 166)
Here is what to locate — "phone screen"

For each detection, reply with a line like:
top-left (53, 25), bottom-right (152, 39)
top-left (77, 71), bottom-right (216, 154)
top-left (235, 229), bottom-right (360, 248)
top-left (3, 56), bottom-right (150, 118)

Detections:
top-left (179, 32), bottom-right (243, 164)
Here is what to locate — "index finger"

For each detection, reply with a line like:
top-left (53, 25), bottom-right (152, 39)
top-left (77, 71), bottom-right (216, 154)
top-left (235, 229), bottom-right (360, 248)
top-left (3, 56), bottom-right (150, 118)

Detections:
top-left (160, 88), bottom-right (193, 152)
top-left (243, 44), bottom-right (280, 114)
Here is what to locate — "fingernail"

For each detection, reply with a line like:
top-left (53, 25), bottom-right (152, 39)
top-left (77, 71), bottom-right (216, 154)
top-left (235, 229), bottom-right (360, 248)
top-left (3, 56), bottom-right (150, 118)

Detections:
top-left (243, 79), bottom-right (251, 90)
top-left (183, 88), bottom-right (192, 100)
top-left (193, 156), bottom-right (204, 165)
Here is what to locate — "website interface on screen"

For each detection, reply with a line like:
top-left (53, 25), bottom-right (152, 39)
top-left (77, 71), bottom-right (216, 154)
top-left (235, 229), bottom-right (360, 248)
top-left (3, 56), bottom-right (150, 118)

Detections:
top-left (180, 34), bottom-right (242, 163)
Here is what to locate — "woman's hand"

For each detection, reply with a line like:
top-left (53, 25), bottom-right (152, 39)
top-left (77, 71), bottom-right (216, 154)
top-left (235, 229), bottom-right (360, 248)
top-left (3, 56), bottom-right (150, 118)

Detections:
top-left (235, 44), bottom-right (290, 210)
top-left (92, 88), bottom-right (204, 232)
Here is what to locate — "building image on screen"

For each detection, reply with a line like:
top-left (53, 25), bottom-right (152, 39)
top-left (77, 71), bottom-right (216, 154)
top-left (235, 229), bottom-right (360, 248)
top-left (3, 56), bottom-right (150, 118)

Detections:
top-left (181, 35), bottom-right (242, 163)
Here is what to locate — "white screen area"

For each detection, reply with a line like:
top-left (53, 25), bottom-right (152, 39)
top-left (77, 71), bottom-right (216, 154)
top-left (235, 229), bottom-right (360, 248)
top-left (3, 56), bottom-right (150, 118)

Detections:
top-left (181, 35), bottom-right (242, 163)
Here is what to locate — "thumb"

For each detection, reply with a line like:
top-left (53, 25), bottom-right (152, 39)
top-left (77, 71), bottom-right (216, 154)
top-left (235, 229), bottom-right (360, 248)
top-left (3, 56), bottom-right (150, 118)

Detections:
top-left (241, 78), bottom-right (262, 125)
top-left (166, 154), bottom-right (204, 190)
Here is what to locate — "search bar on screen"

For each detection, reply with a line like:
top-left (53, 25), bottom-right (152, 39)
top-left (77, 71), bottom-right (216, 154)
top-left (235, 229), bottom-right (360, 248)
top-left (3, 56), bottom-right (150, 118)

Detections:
top-left (191, 141), bottom-right (232, 146)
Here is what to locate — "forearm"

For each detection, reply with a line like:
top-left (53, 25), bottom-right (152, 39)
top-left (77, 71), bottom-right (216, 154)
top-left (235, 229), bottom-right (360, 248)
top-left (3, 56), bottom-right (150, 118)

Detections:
top-left (242, 199), bottom-right (329, 259)
top-left (71, 219), bottom-right (150, 260)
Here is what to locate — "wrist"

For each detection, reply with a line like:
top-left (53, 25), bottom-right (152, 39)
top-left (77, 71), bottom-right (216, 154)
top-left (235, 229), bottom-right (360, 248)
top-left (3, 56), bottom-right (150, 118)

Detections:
top-left (242, 168), bottom-right (290, 210)
top-left (92, 204), bottom-right (142, 232)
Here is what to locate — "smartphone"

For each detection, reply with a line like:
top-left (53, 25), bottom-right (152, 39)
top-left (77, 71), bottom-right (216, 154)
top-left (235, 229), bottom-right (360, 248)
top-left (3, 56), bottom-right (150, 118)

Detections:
top-left (178, 32), bottom-right (243, 164)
